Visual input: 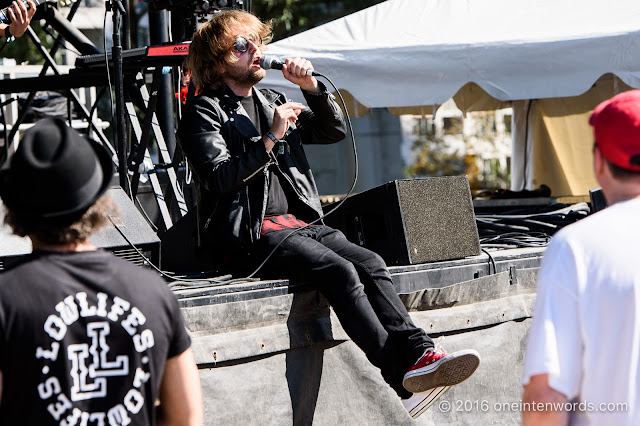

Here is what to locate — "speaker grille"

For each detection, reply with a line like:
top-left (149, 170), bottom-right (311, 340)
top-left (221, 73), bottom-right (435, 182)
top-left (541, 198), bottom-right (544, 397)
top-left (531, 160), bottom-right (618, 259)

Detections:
top-left (396, 176), bottom-right (480, 263)
top-left (0, 249), bottom-right (156, 271)
top-left (324, 176), bottom-right (480, 265)
top-left (111, 247), bottom-right (157, 268)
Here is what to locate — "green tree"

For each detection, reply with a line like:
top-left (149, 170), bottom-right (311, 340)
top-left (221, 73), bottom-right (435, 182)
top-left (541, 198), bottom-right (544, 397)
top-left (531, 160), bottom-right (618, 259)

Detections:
top-left (406, 112), bottom-right (511, 190)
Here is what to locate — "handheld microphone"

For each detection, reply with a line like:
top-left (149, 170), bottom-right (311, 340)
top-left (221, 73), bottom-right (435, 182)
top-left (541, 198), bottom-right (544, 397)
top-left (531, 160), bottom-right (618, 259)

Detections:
top-left (259, 55), bottom-right (320, 76)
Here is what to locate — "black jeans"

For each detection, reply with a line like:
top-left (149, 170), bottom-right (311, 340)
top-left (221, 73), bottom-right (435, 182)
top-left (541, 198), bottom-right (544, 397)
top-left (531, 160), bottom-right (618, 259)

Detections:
top-left (250, 225), bottom-right (434, 398)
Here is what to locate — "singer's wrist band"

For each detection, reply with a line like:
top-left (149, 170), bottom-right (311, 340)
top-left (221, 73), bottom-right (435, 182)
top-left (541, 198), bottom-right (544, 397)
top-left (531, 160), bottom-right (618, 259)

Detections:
top-left (4, 25), bottom-right (14, 43)
top-left (265, 131), bottom-right (280, 144)
top-left (265, 132), bottom-right (290, 155)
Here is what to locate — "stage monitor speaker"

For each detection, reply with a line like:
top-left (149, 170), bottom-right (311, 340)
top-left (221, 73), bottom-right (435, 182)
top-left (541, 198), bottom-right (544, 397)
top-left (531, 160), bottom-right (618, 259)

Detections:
top-left (0, 187), bottom-right (160, 270)
top-left (323, 176), bottom-right (480, 265)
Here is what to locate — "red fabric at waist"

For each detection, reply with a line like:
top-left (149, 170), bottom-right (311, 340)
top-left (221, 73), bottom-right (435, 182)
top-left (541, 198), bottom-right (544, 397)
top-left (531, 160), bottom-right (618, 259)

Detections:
top-left (261, 214), bottom-right (308, 235)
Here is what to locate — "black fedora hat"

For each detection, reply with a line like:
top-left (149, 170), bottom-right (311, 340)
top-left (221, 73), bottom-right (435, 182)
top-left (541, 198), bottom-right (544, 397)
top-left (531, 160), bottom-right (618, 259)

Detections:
top-left (0, 118), bottom-right (113, 218)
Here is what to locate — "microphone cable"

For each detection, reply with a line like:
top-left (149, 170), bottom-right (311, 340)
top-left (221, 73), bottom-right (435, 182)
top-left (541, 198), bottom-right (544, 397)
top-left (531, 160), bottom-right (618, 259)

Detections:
top-left (242, 70), bottom-right (357, 280)
top-left (169, 70), bottom-right (360, 289)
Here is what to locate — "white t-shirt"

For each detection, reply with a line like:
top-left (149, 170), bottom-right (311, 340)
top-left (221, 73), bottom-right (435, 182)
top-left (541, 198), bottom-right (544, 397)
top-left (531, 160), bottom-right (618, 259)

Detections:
top-left (521, 197), bottom-right (640, 426)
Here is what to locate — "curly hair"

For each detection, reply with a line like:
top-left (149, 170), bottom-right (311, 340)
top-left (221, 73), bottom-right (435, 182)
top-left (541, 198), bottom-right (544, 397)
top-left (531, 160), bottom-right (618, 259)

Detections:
top-left (4, 195), bottom-right (116, 245)
top-left (187, 10), bottom-right (273, 90)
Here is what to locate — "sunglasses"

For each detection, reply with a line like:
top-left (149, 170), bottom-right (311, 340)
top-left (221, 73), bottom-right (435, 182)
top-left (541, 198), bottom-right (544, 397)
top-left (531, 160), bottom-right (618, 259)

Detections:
top-left (233, 35), bottom-right (263, 53)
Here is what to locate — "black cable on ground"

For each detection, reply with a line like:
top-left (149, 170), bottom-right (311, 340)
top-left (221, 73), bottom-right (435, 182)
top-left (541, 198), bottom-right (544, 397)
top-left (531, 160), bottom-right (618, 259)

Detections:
top-left (480, 248), bottom-right (496, 274)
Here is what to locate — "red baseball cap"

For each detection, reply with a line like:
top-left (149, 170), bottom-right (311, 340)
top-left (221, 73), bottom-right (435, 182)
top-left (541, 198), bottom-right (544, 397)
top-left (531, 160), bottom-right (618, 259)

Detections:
top-left (589, 90), bottom-right (640, 172)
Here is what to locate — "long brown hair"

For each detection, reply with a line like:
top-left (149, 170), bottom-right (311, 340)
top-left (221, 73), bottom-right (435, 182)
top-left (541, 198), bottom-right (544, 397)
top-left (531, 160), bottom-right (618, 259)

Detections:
top-left (187, 10), bottom-right (273, 90)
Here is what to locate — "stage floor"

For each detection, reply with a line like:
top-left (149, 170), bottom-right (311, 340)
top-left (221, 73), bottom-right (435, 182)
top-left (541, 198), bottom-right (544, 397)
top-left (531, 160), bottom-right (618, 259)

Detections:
top-left (172, 246), bottom-right (544, 308)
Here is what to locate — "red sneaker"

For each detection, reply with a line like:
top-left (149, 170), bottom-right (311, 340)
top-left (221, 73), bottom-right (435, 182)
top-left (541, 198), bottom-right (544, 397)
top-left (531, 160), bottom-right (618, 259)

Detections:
top-left (403, 348), bottom-right (480, 393)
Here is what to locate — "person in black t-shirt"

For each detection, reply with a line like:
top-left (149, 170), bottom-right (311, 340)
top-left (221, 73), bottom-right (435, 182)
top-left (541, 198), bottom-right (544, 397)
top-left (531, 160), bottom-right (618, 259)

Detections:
top-left (0, 118), bottom-right (203, 425)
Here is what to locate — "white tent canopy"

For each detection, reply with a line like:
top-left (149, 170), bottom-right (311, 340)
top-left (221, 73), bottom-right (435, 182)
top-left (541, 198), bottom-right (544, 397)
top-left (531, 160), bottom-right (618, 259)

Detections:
top-left (260, 0), bottom-right (640, 108)
top-left (258, 0), bottom-right (640, 196)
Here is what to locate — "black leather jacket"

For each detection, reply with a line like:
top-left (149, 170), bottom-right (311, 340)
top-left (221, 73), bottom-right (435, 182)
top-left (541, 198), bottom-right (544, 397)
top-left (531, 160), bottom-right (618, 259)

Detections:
top-left (177, 83), bottom-right (347, 257)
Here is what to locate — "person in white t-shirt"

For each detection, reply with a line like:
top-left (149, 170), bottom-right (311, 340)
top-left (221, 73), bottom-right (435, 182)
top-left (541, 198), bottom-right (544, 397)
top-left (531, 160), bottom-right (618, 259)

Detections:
top-left (521, 90), bottom-right (640, 425)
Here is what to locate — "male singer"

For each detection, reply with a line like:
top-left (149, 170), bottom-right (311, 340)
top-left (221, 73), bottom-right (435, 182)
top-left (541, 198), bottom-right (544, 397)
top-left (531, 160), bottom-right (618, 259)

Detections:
top-left (178, 9), bottom-right (480, 419)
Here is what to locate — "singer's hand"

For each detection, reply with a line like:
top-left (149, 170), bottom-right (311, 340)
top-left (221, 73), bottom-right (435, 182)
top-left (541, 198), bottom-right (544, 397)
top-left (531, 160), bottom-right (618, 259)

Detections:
top-left (8, 0), bottom-right (36, 38)
top-left (264, 102), bottom-right (306, 151)
top-left (282, 57), bottom-right (320, 94)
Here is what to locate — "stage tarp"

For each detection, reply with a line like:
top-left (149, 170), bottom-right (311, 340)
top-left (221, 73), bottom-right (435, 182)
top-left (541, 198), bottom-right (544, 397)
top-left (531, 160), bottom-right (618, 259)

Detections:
top-left (176, 248), bottom-right (543, 424)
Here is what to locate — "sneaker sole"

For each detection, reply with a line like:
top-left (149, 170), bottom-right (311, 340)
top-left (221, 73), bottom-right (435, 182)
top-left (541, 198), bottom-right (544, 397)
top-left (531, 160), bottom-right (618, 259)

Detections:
top-left (402, 350), bottom-right (480, 393)
top-left (408, 386), bottom-right (451, 419)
